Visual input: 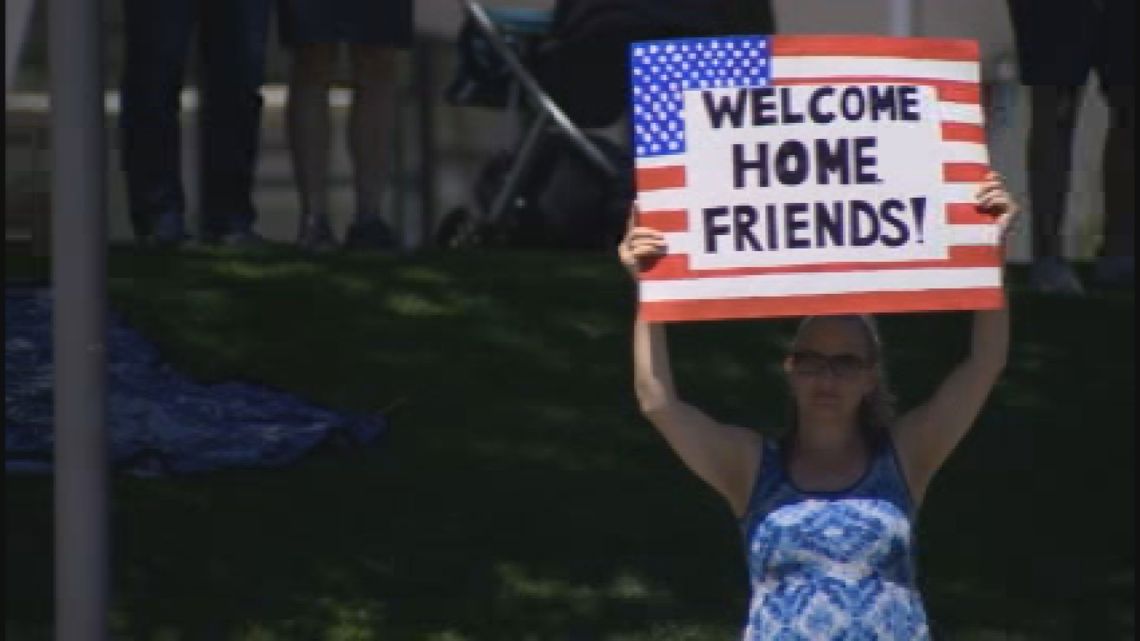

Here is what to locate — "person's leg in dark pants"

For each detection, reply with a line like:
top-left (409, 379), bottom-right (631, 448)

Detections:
top-left (1006, 0), bottom-right (1095, 293)
top-left (1026, 84), bottom-right (1086, 292)
top-left (197, 0), bottom-right (272, 244)
top-left (1094, 0), bottom-right (1135, 285)
top-left (119, 0), bottom-right (195, 244)
top-left (1098, 85), bottom-right (1134, 282)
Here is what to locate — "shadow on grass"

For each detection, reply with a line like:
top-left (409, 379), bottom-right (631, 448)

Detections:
top-left (5, 248), bottom-right (1134, 640)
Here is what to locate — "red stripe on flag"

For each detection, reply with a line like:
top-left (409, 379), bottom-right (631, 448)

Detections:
top-left (936, 82), bottom-right (981, 104)
top-left (941, 122), bottom-right (986, 143)
top-left (770, 35), bottom-right (979, 61)
top-left (943, 162), bottom-right (990, 182)
top-left (638, 288), bottom-right (1005, 322)
top-left (639, 209), bottom-right (689, 232)
top-left (639, 245), bottom-right (1002, 281)
top-left (771, 77), bottom-right (981, 104)
top-left (636, 166), bottom-right (686, 191)
top-left (946, 203), bottom-right (994, 225)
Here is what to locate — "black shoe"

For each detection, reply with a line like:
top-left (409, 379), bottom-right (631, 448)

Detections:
top-left (344, 216), bottom-right (397, 251)
top-left (297, 213), bottom-right (337, 252)
top-left (201, 228), bottom-right (269, 249)
top-left (136, 210), bottom-right (187, 248)
top-left (222, 229), bottom-right (268, 248)
top-left (1029, 257), bottom-right (1084, 295)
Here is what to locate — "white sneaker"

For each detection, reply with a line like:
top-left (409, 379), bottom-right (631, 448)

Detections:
top-left (1030, 257), bottom-right (1084, 295)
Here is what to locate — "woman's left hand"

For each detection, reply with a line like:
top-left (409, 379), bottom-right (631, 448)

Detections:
top-left (976, 170), bottom-right (1020, 248)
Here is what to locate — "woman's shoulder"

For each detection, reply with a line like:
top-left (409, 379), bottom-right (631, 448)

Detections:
top-left (867, 431), bottom-right (920, 512)
top-left (754, 434), bottom-right (787, 485)
top-left (737, 433), bottom-right (788, 528)
top-left (761, 432), bottom-right (786, 457)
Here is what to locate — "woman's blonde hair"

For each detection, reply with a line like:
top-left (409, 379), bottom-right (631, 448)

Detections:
top-left (782, 314), bottom-right (897, 453)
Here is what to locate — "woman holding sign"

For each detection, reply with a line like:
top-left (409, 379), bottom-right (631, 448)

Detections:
top-left (620, 172), bottom-right (1017, 638)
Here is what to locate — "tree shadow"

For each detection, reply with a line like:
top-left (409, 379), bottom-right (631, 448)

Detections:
top-left (4, 253), bottom-right (1133, 640)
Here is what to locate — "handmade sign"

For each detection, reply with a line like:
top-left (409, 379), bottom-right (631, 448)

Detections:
top-left (630, 35), bottom-right (1004, 322)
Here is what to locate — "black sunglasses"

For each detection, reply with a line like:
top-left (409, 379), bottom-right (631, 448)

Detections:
top-left (789, 350), bottom-right (873, 379)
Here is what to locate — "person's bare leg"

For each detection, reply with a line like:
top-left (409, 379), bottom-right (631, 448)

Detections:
top-left (1100, 85), bottom-right (1134, 269)
top-left (286, 43), bottom-right (338, 247)
top-left (344, 44), bottom-right (399, 248)
top-left (1027, 84), bottom-right (1085, 292)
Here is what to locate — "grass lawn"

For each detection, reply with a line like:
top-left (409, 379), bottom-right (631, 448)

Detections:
top-left (4, 246), bottom-right (1134, 640)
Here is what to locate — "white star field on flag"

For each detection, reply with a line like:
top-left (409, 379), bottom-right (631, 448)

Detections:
top-left (630, 36), bottom-right (772, 158)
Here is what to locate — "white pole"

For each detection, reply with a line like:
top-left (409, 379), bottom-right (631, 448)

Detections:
top-left (49, 0), bottom-right (109, 637)
top-left (6, 0), bottom-right (38, 91)
top-left (888, 0), bottom-right (918, 37)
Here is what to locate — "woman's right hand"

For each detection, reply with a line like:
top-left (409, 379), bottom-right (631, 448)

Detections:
top-left (618, 203), bottom-right (668, 280)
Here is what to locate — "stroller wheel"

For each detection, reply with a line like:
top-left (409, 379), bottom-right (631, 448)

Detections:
top-left (435, 207), bottom-right (471, 248)
top-left (435, 207), bottom-right (496, 249)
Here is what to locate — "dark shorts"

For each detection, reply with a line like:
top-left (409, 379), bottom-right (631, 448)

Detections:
top-left (1006, 0), bottom-right (1134, 89)
top-left (277, 0), bottom-right (414, 48)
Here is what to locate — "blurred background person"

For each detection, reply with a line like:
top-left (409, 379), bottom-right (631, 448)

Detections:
top-left (1006, 0), bottom-right (1135, 293)
top-left (279, 0), bottom-right (414, 251)
top-left (119, 0), bottom-right (273, 247)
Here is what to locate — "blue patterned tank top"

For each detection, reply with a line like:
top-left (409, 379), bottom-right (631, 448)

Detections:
top-left (738, 438), bottom-right (930, 639)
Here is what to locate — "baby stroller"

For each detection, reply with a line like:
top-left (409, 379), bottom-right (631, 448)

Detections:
top-left (437, 0), bottom-right (759, 250)
top-left (438, 0), bottom-right (626, 250)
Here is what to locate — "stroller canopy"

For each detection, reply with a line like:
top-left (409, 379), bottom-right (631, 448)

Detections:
top-left (538, 0), bottom-right (776, 128)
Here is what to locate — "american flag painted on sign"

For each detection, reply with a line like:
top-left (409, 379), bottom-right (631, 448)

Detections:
top-left (630, 35), bottom-right (1003, 322)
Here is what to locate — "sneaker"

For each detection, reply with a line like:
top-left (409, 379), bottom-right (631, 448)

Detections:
top-left (1030, 256), bottom-right (1084, 295)
top-left (296, 213), bottom-right (337, 251)
top-left (344, 215), bottom-right (397, 251)
top-left (1093, 255), bottom-right (1135, 288)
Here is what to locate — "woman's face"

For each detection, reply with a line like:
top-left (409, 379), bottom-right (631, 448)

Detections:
top-left (784, 317), bottom-right (878, 426)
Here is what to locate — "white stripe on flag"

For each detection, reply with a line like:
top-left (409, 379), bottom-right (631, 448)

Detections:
top-left (635, 142), bottom-right (987, 173)
top-left (771, 56), bottom-right (981, 83)
top-left (947, 224), bottom-right (999, 245)
top-left (660, 223), bottom-right (995, 255)
top-left (636, 156), bottom-right (687, 169)
top-left (942, 141), bottom-right (989, 164)
top-left (638, 186), bottom-right (689, 212)
top-left (939, 101), bottom-right (984, 124)
top-left (640, 266), bottom-right (1002, 302)
top-left (943, 182), bottom-right (982, 203)
top-left (640, 184), bottom-right (989, 216)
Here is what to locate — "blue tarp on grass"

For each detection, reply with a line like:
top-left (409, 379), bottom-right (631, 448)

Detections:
top-left (5, 287), bottom-right (386, 476)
